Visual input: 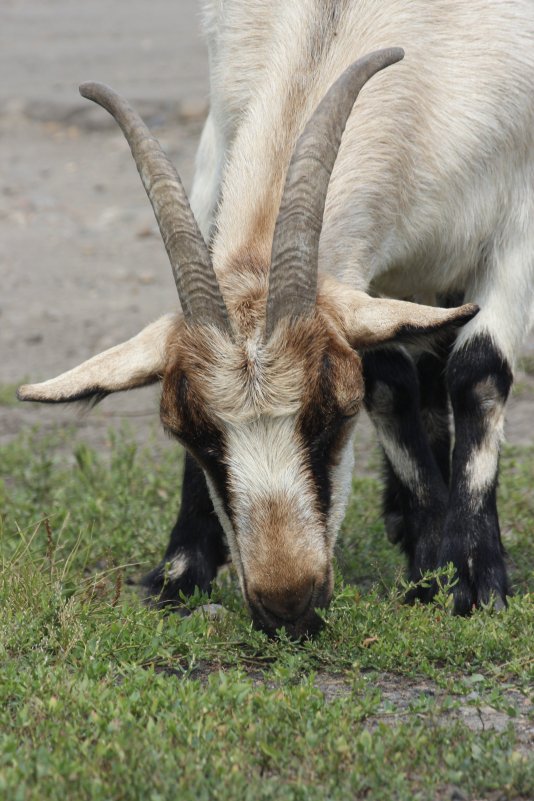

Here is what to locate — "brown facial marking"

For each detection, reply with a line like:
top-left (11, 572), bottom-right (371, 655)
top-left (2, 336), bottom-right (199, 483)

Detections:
top-left (297, 316), bottom-right (364, 517)
top-left (243, 489), bottom-right (335, 638)
top-left (244, 493), bottom-right (324, 589)
top-left (158, 272), bottom-right (366, 637)
top-left (160, 322), bottom-right (233, 513)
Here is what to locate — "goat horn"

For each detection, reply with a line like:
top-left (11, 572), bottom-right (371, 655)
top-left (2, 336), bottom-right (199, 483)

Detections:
top-left (79, 82), bottom-right (231, 333)
top-left (265, 48), bottom-right (404, 339)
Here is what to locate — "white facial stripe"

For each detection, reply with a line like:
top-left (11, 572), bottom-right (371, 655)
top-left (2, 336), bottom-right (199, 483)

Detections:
top-left (203, 414), bottom-right (357, 594)
top-left (221, 415), bottom-right (351, 597)
top-left (224, 416), bottom-right (323, 560)
top-left (226, 416), bottom-right (309, 502)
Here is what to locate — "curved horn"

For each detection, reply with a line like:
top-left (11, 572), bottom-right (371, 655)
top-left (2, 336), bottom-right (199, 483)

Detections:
top-left (265, 48), bottom-right (405, 339)
top-left (79, 82), bottom-right (231, 333)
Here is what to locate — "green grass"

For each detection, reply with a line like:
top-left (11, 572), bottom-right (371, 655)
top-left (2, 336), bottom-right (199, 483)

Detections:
top-left (0, 383), bottom-right (22, 407)
top-left (518, 354), bottom-right (534, 377)
top-left (1, 428), bottom-right (533, 800)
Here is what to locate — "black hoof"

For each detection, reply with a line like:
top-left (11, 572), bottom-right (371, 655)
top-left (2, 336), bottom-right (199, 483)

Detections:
top-left (437, 537), bottom-right (510, 615)
top-left (140, 552), bottom-right (218, 610)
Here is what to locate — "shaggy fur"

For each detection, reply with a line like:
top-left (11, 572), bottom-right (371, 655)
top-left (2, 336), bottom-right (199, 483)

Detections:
top-left (18, 0), bottom-right (534, 632)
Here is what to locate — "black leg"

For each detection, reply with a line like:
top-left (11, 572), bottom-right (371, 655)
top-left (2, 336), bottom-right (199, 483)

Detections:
top-left (363, 348), bottom-right (449, 599)
top-left (416, 349), bottom-right (452, 485)
top-left (381, 348), bottom-right (452, 547)
top-left (417, 292), bottom-right (463, 487)
top-left (440, 333), bottom-right (512, 614)
top-left (141, 453), bottom-right (229, 607)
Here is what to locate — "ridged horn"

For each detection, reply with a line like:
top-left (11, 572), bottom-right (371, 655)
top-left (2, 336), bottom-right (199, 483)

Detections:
top-left (79, 82), bottom-right (231, 333)
top-left (265, 48), bottom-right (405, 339)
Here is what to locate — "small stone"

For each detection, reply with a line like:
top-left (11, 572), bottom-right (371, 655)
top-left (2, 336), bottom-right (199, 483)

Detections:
top-left (196, 603), bottom-right (226, 619)
top-left (493, 596), bottom-right (506, 612)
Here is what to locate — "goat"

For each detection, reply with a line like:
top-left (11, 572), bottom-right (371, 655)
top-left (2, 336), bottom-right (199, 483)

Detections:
top-left (18, 0), bottom-right (534, 637)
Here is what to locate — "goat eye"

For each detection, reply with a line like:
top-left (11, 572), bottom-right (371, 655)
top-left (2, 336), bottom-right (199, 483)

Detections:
top-left (342, 401), bottom-right (360, 418)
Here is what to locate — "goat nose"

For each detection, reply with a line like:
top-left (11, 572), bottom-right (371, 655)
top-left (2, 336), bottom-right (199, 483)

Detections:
top-left (257, 580), bottom-right (315, 623)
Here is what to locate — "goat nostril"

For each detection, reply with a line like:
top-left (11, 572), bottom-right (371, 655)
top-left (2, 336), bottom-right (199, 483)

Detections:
top-left (256, 581), bottom-right (315, 623)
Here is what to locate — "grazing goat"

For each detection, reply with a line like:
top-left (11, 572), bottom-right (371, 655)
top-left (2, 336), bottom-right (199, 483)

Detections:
top-left (18, 0), bottom-right (534, 637)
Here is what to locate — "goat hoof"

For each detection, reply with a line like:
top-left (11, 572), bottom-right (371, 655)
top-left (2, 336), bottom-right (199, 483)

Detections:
top-left (450, 576), bottom-right (509, 616)
top-left (140, 554), bottom-right (216, 610)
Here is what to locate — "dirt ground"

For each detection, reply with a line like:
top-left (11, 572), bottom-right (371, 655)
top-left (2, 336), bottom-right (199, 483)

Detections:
top-left (1, 0), bottom-right (533, 455)
top-left (1, 0), bottom-right (207, 451)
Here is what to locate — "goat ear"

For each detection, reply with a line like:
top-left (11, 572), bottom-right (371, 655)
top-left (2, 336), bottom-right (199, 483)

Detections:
top-left (17, 314), bottom-right (177, 404)
top-left (324, 284), bottom-right (479, 349)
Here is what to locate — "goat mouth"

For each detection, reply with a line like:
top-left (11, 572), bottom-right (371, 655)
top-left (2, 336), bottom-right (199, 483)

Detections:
top-left (251, 607), bottom-right (326, 641)
top-left (260, 615), bottom-right (324, 642)
top-left (246, 585), bottom-right (331, 641)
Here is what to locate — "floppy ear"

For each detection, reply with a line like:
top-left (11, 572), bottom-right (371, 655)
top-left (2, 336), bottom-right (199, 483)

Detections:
top-left (322, 282), bottom-right (478, 349)
top-left (17, 314), bottom-right (177, 404)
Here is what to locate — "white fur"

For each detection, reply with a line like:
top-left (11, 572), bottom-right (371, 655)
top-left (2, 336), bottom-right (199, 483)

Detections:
top-left (224, 416), bottom-right (327, 582)
top-left (187, 0), bottom-right (534, 543)
top-left (465, 401), bottom-right (506, 509)
top-left (168, 554), bottom-right (189, 580)
top-left (19, 1), bottom-right (534, 599)
top-left (378, 434), bottom-right (426, 501)
top-left (192, 0), bottom-right (534, 364)
top-left (18, 314), bottom-right (177, 401)
top-left (201, 413), bottom-right (357, 590)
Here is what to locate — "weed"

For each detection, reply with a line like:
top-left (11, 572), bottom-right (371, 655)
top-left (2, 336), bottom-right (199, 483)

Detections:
top-left (0, 429), bottom-right (532, 800)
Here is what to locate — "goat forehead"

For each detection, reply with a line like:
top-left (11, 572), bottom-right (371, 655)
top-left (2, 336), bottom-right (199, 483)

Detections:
top-left (179, 317), bottom-right (362, 421)
top-left (209, 338), bottom-right (307, 421)
top-left (173, 325), bottom-right (318, 424)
